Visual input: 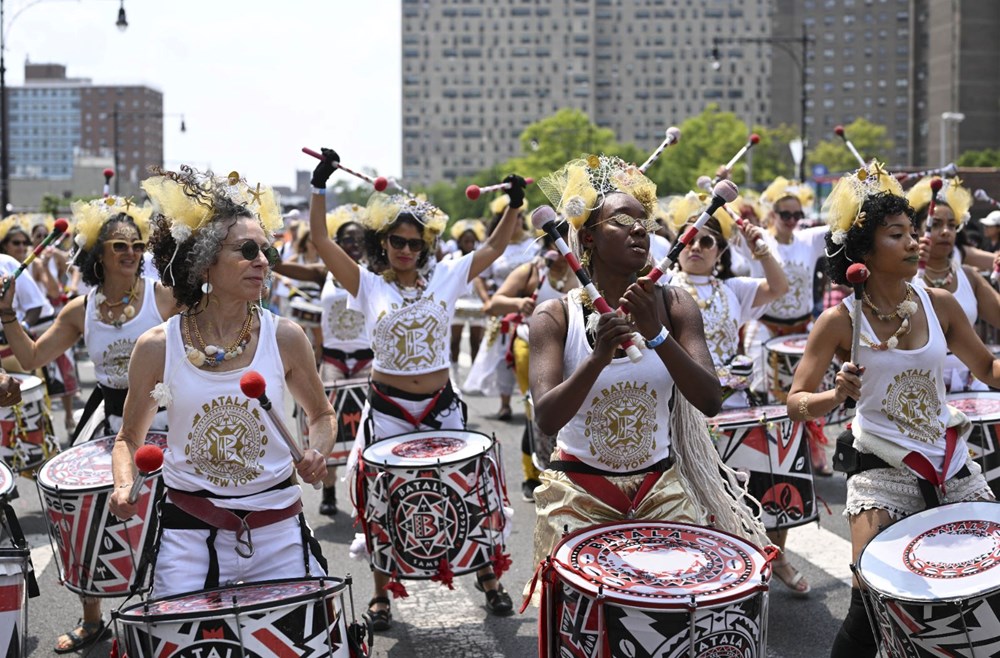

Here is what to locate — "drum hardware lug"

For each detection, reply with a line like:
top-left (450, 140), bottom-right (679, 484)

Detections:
top-left (231, 595), bottom-right (248, 657)
top-left (625, 508), bottom-right (635, 520)
top-left (234, 518), bottom-right (255, 559)
top-left (686, 594), bottom-right (698, 658)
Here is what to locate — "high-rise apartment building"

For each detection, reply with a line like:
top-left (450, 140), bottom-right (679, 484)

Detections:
top-left (9, 63), bottom-right (163, 196)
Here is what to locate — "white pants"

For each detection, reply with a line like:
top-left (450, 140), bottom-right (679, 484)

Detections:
top-left (152, 515), bottom-right (324, 598)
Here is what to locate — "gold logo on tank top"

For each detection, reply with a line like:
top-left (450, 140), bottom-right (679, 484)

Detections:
top-left (326, 297), bottom-right (365, 341)
top-left (584, 381), bottom-right (659, 471)
top-left (102, 337), bottom-right (136, 389)
top-left (186, 395), bottom-right (268, 486)
top-left (768, 261), bottom-right (810, 317)
top-left (881, 368), bottom-right (944, 444)
top-left (373, 296), bottom-right (448, 371)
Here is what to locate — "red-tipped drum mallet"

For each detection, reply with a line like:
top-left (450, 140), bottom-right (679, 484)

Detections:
top-left (102, 168), bottom-right (114, 198)
top-left (127, 445), bottom-right (164, 504)
top-left (717, 134), bottom-right (760, 181)
top-left (695, 175), bottom-right (760, 248)
top-left (301, 147), bottom-right (388, 192)
top-left (532, 206), bottom-right (644, 363)
top-left (240, 370), bottom-right (322, 489)
top-left (894, 163), bottom-right (958, 183)
top-left (844, 262), bottom-right (870, 409)
top-left (656, 180), bottom-right (741, 277)
top-left (916, 178), bottom-right (943, 280)
top-left (465, 177), bottom-right (535, 201)
top-left (638, 126), bottom-right (682, 173)
top-left (0, 218), bottom-right (68, 298)
top-left (834, 125), bottom-right (867, 168)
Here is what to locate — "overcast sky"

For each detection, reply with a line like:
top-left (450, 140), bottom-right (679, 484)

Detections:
top-left (13, 0), bottom-right (402, 189)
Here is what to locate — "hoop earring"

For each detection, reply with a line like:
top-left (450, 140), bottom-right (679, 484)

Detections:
top-left (93, 260), bottom-right (104, 281)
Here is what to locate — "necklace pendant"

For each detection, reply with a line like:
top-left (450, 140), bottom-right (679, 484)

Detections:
top-left (123, 305), bottom-right (136, 319)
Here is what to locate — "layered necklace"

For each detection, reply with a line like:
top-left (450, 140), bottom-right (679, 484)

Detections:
top-left (183, 304), bottom-right (256, 367)
top-left (860, 284), bottom-right (918, 351)
top-left (386, 273), bottom-right (427, 305)
top-left (672, 271), bottom-right (722, 311)
top-left (94, 278), bottom-right (140, 328)
top-left (922, 262), bottom-right (954, 289)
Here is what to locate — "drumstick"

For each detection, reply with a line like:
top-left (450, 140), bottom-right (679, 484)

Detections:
top-left (696, 175), bottom-right (762, 250)
top-left (916, 178), bottom-right (943, 281)
top-left (127, 445), bottom-right (163, 504)
top-left (102, 168), bottom-right (114, 198)
top-left (240, 371), bottom-right (322, 489)
top-left (716, 134), bottom-right (760, 182)
top-left (844, 263), bottom-right (869, 410)
top-left (301, 147), bottom-right (389, 192)
top-left (638, 126), bottom-right (681, 173)
top-left (833, 125), bottom-right (867, 168)
top-left (531, 206), bottom-right (643, 363)
top-left (465, 177), bottom-right (535, 201)
top-left (0, 218), bottom-right (69, 298)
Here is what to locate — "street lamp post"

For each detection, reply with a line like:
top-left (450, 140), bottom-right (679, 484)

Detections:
top-left (111, 104), bottom-right (185, 195)
top-left (712, 23), bottom-right (813, 183)
top-left (940, 111), bottom-right (964, 168)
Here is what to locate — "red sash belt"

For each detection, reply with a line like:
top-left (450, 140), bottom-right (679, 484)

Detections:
top-left (902, 426), bottom-right (959, 494)
top-left (554, 453), bottom-right (664, 519)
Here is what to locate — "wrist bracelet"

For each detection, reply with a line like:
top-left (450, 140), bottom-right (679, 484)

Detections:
top-left (1, 318), bottom-right (17, 326)
top-left (797, 393), bottom-right (814, 421)
top-left (645, 326), bottom-right (670, 349)
top-left (311, 186), bottom-right (326, 196)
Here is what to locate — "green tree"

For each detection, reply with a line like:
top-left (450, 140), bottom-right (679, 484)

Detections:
top-left (806, 117), bottom-right (893, 173)
top-left (747, 124), bottom-right (800, 186)
top-left (40, 194), bottom-right (62, 216)
top-left (957, 148), bottom-right (1000, 168)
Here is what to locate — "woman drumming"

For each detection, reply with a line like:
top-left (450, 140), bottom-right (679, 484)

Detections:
top-left (275, 203), bottom-right (371, 517)
top-left (0, 198), bottom-right (175, 652)
top-left (785, 163), bottom-right (996, 657)
top-left (529, 155), bottom-right (769, 579)
top-left (108, 167), bottom-right (333, 599)
top-left (308, 149), bottom-right (527, 627)
top-left (446, 219), bottom-right (489, 380)
top-left (907, 176), bottom-right (1000, 391)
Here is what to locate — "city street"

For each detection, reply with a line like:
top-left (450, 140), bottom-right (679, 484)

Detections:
top-left (12, 353), bottom-right (853, 658)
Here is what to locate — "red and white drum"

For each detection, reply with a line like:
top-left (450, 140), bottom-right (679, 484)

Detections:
top-left (358, 429), bottom-right (509, 579)
top-left (539, 521), bottom-right (772, 658)
top-left (764, 333), bottom-right (849, 424)
top-left (857, 502), bottom-right (1000, 658)
top-left (453, 298), bottom-right (485, 327)
top-left (114, 577), bottom-right (356, 658)
top-left (36, 433), bottom-right (166, 597)
top-left (711, 405), bottom-right (816, 530)
top-left (947, 391), bottom-right (1000, 497)
top-left (0, 374), bottom-right (58, 472)
top-left (296, 378), bottom-right (367, 467)
top-left (290, 298), bottom-right (323, 328)
top-left (0, 547), bottom-right (28, 658)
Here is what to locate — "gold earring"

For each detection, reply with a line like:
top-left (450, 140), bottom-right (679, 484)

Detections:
top-left (581, 249), bottom-right (591, 269)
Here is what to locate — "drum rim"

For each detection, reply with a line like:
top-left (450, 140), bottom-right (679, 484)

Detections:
top-left (856, 501), bottom-right (1000, 604)
top-left (37, 433), bottom-right (167, 492)
top-left (115, 576), bottom-right (349, 623)
top-left (362, 428), bottom-right (496, 467)
top-left (549, 519), bottom-right (770, 609)
top-left (0, 460), bottom-right (13, 497)
top-left (944, 391), bottom-right (1000, 422)
top-left (762, 333), bottom-right (810, 353)
top-left (712, 405), bottom-right (790, 428)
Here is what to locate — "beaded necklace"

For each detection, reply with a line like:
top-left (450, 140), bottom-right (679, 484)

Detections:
top-left (672, 271), bottom-right (722, 311)
top-left (922, 263), bottom-right (954, 289)
top-left (183, 304), bottom-right (256, 367)
top-left (94, 277), bottom-right (140, 329)
top-left (859, 284), bottom-right (918, 351)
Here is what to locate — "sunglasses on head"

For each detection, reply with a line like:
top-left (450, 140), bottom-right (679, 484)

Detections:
top-left (604, 213), bottom-right (660, 233)
top-left (777, 210), bottom-right (805, 222)
top-left (108, 240), bottom-right (146, 254)
top-left (226, 240), bottom-right (280, 267)
top-left (387, 235), bottom-right (425, 252)
top-left (684, 233), bottom-right (720, 251)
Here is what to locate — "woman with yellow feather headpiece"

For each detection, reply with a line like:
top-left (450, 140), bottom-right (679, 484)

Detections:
top-left (787, 161), bottom-right (997, 657)
top-left (0, 193), bottom-right (178, 652)
top-left (906, 176), bottom-right (1000, 391)
top-left (307, 149), bottom-right (528, 625)
top-left (103, 166), bottom-right (336, 607)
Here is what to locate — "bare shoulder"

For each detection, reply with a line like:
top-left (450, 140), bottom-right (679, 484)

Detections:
top-left (813, 303), bottom-right (852, 337)
top-left (134, 324), bottom-right (167, 357)
top-left (275, 315), bottom-right (309, 342)
top-left (532, 298), bottom-right (567, 331)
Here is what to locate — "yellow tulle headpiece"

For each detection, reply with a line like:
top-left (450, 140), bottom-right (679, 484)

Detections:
top-left (141, 167), bottom-right (282, 243)
top-left (761, 177), bottom-right (815, 209)
top-left (26, 213), bottom-right (55, 233)
top-left (822, 161), bottom-right (904, 244)
top-left (450, 218), bottom-right (486, 242)
top-left (488, 194), bottom-right (530, 217)
top-left (69, 197), bottom-right (153, 251)
top-left (0, 215), bottom-right (29, 244)
top-left (364, 193), bottom-right (448, 248)
top-left (665, 192), bottom-right (734, 239)
top-left (905, 176), bottom-right (973, 227)
top-left (326, 204), bottom-right (367, 238)
top-left (538, 154), bottom-right (658, 230)
top-left (733, 190), bottom-right (764, 225)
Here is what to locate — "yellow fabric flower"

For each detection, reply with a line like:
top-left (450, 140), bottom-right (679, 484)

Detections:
top-left (70, 197), bottom-right (153, 251)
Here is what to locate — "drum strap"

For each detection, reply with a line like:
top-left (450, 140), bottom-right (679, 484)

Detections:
top-left (323, 347), bottom-right (375, 377)
top-left (71, 385), bottom-right (105, 442)
top-left (1, 504), bottom-right (38, 598)
top-left (551, 453), bottom-right (670, 519)
top-left (760, 313), bottom-right (811, 335)
top-left (368, 381), bottom-right (461, 430)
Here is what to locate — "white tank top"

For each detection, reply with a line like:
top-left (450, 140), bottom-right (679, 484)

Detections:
top-left (83, 277), bottom-right (165, 389)
top-left (160, 310), bottom-right (299, 511)
top-left (319, 274), bottom-right (368, 352)
top-left (849, 284), bottom-right (962, 476)
top-left (913, 267), bottom-right (977, 327)
top-left (556, 291), bottom-right (675, 472)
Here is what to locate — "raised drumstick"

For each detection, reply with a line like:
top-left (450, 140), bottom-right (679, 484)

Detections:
top-left (916, 178), bottom-right (943, 280)
top-left (844, 263), bottom-right (870, 409)
top-left (302, 147), bottom-right (388, 191)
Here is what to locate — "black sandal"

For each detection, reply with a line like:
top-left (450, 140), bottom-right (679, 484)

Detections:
top-left (366, 596), bottom-right (392, 632)
top-left (475, 573), bottom-right (514, 616)
top-left (54, 618), bottom-right (110, 654)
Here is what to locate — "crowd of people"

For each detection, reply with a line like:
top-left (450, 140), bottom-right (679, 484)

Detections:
top-left (0, 133), bottom-right (995, 658)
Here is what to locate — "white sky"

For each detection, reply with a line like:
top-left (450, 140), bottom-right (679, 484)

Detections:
top-left (14, 0), bottom-right (402, 189)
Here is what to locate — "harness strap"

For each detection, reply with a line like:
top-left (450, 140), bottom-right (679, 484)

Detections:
top-left (552, 453), bottom-right (668, 518)
top-left (368, 382), bottom-right (450, 430)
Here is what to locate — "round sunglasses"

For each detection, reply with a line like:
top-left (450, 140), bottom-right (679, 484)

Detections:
top-left (108, 240), bottom-right (146, 254)
top-left (224, 240), bottom-right (280, 267)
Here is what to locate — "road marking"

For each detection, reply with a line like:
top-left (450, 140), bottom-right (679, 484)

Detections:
top-left (393, 579), bottom-right (505, 658)
top-left (26, 533), bottom-right (54, 576)
top-left (784, 522), bottom-right (854, 587)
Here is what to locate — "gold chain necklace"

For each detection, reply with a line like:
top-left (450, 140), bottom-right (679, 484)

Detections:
top-left (183, 304), bottom-right (256, 367)
top-left (862, 285), bottom-right (915, 321)
top-left (673, 271), bottom-right (721, 311)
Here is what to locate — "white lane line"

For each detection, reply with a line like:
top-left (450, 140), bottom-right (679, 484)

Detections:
top-left (26, 532), bottom-right (54, 576)
top-left (784, 522), bottom-right (854, 587)
top-left (393, 579), bottom-right (505, 658)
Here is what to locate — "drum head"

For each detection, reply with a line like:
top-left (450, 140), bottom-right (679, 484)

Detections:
top-left (946, 392), bottom-right (1000, 423)
top-left (858, 502), bottom-right (1000, 603)
top-left (37, 433), bottom-right (167, 492)
top-left (363, 429), bottom-right (494, 467)
top-left (713, 405), bottom-right (789, 429)
top-left (763, 333), bottom-right (809, 355)
top-left (552, 521), bottom-right (769, 609)
top-left (0, 461), bottom-right (12, 499)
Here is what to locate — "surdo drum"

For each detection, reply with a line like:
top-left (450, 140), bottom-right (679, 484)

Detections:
top-left (297, 378), bottom-right (367, 467)
top-left (711, 405), bottom-right (817, 530)
top-left (36, 433), bottom-right (166, 597)
top-left (946, 392), bottom-right (1000, 497)
top-left (453, 299), bottom-right (486, 327)
top-left (764, 334), bottom-right (849, 424)
top-left (358, 429), bottom-right (509, 579)
top-left (114, 577), bottom-right (358, 658)
top-left (856, 502), bottom-right (1000, 658)
top-left (290, 298), bottom-right (324, 328)
top-left (537, 521), bottom-right (773, 658)
top-left (0, 374), bottom-right (58, 472)
top-left (0, 460), bottom-right (27, 658)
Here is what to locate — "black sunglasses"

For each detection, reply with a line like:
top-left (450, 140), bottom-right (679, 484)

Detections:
top-left (777, 210), bottom-right (805, 222)
top-left (225, 240), bottom-right (280, 267)
top-left (387, 235), bottom-right (425, 252)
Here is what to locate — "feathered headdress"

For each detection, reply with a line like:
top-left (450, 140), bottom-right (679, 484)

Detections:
top-left (537, 154), bottom-right (658, 230)
top-left (760, 177), bottom-right (815, 209)
top-left (326, 204), bottom-right (368, 238)
top-left (822, 161), bottom-right (904, 247)
top-left (70, 196), bottom-right (154, 252)
top-left (665, 192), bottom-right (734, 239)
top-left (364, 193), bottom-right (448, 248)
top-left (449, 218), bottom-right (486, 242)
top-left (488, 194), bottom-right (530, 217)
top-left (905, 176), bottom-right (973, 227)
